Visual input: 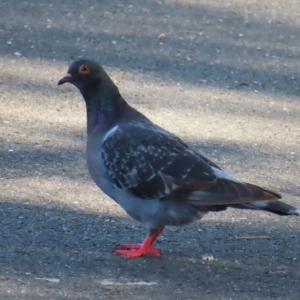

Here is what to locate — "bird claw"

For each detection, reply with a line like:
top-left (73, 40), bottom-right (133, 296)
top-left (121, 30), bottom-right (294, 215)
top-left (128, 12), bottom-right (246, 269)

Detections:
top-left (115, 244), bottom-right (161, 258)
top-left (117, 243), bottom-right (142, 250)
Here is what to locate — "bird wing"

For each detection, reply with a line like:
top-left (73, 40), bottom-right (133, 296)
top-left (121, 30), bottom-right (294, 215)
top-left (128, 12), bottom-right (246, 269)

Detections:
top-left (101, 122), bottom-right (280, 205)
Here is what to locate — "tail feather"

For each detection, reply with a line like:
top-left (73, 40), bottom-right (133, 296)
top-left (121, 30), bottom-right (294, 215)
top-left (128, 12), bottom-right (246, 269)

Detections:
top-left (240, 200), bottom-right (300, 216)
top-left (226, 182), bottom-right (300, 216)
top-left (172, 177), bottom-right (299, 216)
top-left (185, 180), bottom-right (282, 205)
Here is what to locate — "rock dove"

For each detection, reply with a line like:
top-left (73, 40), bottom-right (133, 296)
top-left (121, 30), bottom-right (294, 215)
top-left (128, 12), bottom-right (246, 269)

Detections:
top-left (58, 59), bottom-right (299, 258)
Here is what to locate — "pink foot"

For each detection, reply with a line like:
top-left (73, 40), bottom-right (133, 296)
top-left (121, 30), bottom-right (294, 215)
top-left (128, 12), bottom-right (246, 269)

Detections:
top-left (115, 243), bottom-right (161, 258)
top-left (117, 243), bottom-right (142, 250)
top-left (114, 227), bottom-right (164, 258)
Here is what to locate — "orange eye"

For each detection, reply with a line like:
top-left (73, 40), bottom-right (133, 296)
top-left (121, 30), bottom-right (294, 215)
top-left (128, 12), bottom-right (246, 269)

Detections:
top-left (79, 64), bottom-right (89, 74)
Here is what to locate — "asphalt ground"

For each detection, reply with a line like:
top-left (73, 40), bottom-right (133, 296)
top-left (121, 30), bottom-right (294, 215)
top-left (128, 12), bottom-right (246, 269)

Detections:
top-left (0, 0), bottom-right (299, 299)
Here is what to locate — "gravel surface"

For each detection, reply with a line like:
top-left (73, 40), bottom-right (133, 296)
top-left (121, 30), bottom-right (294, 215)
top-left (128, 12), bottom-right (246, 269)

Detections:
top-left (0, 0), bottom-right (300, 299)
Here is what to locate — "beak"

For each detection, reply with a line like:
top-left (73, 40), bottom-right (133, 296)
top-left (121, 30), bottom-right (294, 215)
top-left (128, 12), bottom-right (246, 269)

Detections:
top-left (58, 73), bottom-right (72, 85)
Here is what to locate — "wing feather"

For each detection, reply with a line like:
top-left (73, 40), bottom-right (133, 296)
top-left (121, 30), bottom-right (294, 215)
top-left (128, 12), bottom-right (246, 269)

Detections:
top-left (101, 122), bottom-right (280, 205)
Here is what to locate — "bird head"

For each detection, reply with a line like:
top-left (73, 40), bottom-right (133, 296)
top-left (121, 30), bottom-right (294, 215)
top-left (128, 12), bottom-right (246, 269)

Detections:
top-left (58, 59), bottom-right (104, 90)
top-left (58, 59), bottom-right (125, 112)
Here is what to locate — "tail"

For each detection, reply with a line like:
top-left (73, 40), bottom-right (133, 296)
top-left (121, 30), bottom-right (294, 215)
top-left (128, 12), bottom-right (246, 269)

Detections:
top-left (172, 173), bottom-right (299, 215)
top-left (214, 181), bottom-right (300, 216)
top-left (234, 200), bottom-right (300, 216)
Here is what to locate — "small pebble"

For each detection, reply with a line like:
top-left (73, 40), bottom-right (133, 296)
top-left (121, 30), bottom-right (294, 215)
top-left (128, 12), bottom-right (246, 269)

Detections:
top-left (202, 254), bottom-right (215, 261)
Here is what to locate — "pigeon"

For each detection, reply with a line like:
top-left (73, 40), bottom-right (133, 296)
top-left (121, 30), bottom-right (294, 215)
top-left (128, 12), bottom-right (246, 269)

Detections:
top-left (58, 59), bottom-right (299, 258)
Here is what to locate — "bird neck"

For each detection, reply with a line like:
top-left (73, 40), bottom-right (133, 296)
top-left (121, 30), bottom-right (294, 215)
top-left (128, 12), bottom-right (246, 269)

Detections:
top-left (85, 90), bottom-right (127, 135)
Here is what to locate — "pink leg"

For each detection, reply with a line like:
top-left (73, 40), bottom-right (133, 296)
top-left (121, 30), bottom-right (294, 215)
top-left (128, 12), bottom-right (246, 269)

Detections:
top-left (115, 227), bottom-right (164, 258)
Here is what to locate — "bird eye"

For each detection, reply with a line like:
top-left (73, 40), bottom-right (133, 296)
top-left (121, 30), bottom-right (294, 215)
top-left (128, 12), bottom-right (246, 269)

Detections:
top-left (79, 65), bottom-right (89, 74)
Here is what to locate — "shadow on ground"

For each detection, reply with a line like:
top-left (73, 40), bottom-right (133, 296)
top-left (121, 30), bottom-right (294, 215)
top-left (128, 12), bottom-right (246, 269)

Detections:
top-left (0, 0), bottom-right (300, 298)
top-left (0, 200), bottom-right (299, 299)
top-left (0, 0), bottom-right (300, 98)
top-left (1, 134), bottom-right (299, 196)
